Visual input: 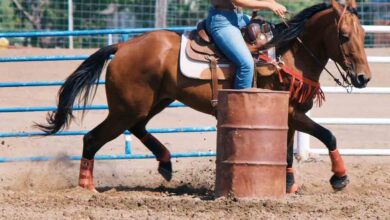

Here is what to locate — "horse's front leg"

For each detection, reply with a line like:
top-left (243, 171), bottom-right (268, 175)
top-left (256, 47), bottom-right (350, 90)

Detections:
top-left (290, 110), bottom-right (349, 190)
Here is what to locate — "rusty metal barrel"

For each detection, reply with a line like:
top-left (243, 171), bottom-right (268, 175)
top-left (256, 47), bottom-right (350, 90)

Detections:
top-left (215, 89), bottom-right (289, 198)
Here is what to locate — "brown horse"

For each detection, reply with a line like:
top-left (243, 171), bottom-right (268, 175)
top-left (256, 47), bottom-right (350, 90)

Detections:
top-left (37, 0), bottom-right (371, 193)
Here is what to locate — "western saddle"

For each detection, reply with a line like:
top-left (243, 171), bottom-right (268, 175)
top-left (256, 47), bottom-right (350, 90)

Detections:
top-left (185, 16), bottom-right (279, 107)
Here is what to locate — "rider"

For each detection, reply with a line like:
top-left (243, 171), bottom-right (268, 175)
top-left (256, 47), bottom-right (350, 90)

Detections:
top-left (206, 0), bottom-right (287, 89)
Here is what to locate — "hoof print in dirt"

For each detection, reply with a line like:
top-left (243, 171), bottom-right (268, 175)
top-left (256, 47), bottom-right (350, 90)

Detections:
top-left (158, 161), bottom-right (173, 181)
top-left (330, 175), bottom-right (350, 191)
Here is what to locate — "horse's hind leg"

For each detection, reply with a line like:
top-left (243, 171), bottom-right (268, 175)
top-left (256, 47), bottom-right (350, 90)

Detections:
top-left (130, 99), bottom-right (174, 181)
top-left (79, 114), bottom-right (128, 192)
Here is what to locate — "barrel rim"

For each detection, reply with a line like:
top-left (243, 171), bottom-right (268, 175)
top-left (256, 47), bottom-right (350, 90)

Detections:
top-left (217, 124), bottom-right (289, 130)
top-left (218, 88), bottom-right (289, 94)
top-left (218, 160), bottom-right (288, 166)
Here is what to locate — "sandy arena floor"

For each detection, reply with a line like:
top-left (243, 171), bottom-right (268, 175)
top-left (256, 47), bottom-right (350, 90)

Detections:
top-left (0, 47), bottom-right (389, 219)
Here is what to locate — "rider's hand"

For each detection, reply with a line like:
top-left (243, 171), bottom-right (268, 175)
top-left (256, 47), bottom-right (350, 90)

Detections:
top-left (269, 2), bottom-right (287, 18)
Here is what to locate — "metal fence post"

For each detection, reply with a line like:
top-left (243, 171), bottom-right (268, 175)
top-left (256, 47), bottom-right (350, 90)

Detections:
top-left (68, 0), bottom-right (74, 49)
top-left (155, 0), bottom-right (168, 28)
top-left (124, 133), bottom-right (132, 155)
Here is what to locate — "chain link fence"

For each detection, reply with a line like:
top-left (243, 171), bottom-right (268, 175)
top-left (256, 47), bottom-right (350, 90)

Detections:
top-left (0, 0), bottom-right (389, 48)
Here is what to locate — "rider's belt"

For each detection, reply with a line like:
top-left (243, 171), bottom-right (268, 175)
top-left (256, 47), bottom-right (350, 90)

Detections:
top-left (213, 6), bottom-right (237, 11)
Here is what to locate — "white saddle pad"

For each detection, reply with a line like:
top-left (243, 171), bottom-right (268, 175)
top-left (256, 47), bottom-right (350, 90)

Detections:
top-left (179, 32), bottom-right (232, 79)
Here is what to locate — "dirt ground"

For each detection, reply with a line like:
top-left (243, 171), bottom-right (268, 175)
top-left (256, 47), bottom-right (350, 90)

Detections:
top-left (0, 47), bottom-right (389, 219)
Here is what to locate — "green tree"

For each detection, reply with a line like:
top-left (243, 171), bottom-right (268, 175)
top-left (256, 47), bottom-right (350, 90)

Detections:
top-left (0, 0), bottom-right (17, 30)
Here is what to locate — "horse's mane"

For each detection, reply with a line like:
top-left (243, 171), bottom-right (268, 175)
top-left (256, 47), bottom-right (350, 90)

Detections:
top-left (265, 3), bottom-right (331, 53)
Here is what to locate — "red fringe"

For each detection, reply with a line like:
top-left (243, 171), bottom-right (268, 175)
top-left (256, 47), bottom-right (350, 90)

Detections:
top-left (258, 54), bottom-right (325, 106)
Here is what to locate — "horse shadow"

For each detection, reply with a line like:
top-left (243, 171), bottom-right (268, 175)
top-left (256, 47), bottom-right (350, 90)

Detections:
top-left (97, 184), bottom-right (215, 201)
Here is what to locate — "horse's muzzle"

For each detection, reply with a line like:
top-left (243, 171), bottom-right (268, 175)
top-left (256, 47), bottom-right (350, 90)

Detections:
top-left (351, 73), bottom-right (370, 88)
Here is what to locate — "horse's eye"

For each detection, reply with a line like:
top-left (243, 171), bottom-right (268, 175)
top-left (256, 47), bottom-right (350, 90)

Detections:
top-left (339, 33), bottom-right (350, 44)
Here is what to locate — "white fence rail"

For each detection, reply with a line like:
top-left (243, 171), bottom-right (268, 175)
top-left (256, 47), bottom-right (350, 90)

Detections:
top-left (297, 85), bottom-right (390, 158)
top-left (363, 25), bottom-right (390, 33)
top-left (313, 117), bottom-right (390, 125)
top-left (322, 87), bottom-right (390, 94)
top-left (367, 57), bottom-right (390, 63)
top-left (297, 115), bottom-right (390, 158)
top-left (310, 149), bottom-right (390, 156)
top-left (364, 26), bottom-right (390, 63)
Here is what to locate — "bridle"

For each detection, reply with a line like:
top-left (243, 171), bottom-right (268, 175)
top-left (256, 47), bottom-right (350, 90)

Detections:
top-left (333, 5), bottom-right (359, 90)
top-left (281, 6), bottom-right (360, 92)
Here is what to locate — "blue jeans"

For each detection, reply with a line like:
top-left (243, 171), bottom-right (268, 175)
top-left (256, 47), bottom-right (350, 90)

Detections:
top-left (206, 7), bottom-right (254, 89)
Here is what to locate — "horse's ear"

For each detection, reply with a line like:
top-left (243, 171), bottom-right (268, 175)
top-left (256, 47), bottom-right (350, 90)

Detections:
top-left (346, 0), bottom-right (357, 9)
top-left (331, 0), bottom-right (344, 16)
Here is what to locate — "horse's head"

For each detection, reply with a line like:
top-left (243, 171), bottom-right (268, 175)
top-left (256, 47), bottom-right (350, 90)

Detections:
top-left (325, 0), bottom-right (372, 88)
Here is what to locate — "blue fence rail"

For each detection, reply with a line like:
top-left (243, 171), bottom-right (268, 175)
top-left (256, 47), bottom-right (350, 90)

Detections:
top-left (0, 55), bottom-right (94, 63)
top-left (1, 96), bottom-right (216, 162)
top-left (0, 103), bottom-right (185, 113)
top-left (1, 90), bottom-right (216, 162)
top-left (0, 80), bottom-right (105, 87)
top-left (0, 127), bottom-right (217, 138)
top-left (0, 27), bottom-right (194, 38)
top-left (0, 152), bottom-right (217, 163)
top-left (0, 27), bottom-right (223, 163)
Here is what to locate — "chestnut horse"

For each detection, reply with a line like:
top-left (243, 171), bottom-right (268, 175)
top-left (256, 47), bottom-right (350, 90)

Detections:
top-left (37, 0), bottom-right (371, 193)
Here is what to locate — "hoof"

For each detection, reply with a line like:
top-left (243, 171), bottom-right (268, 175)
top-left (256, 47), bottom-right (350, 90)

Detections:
top-left (287, 183), bottom-right (299, 194)
top-left (158, 161), bottom-right (172, 181)
top-left (330, 174), bottom-right (349, 190)
top-left (286, 169), bottom-right (299, 193)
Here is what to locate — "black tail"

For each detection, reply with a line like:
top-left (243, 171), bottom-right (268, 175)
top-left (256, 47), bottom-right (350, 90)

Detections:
top-left (35, 44), bottom-right (118, 135)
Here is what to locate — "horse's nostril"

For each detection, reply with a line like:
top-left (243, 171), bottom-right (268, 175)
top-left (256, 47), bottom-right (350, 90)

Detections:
top-left (358, 74), bottom-right (369, 84)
